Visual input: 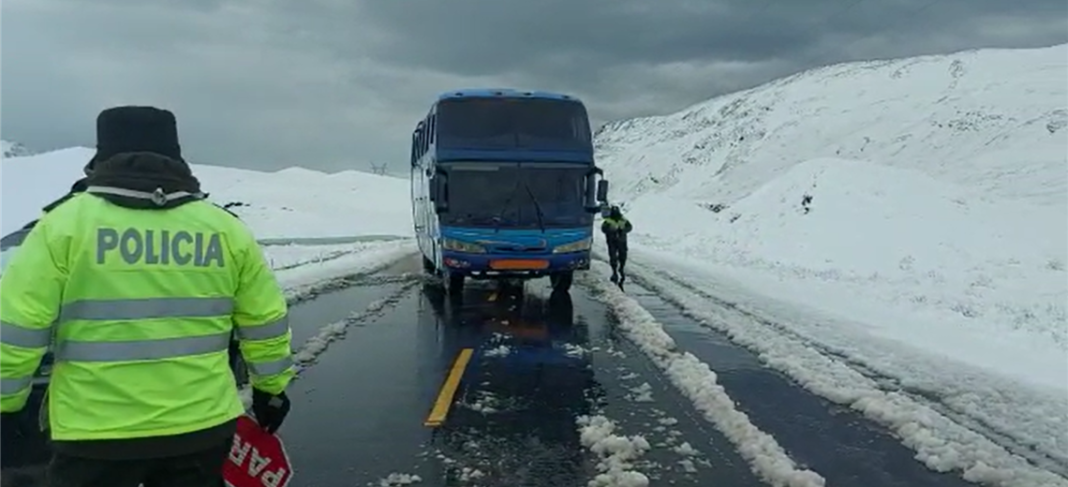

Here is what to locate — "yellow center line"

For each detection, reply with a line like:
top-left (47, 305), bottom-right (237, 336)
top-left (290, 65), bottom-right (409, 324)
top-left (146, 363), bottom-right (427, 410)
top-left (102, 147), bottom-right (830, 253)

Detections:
top-left (424, 348), bottom-right (474, 427)
top-left (487, 292), bottom-right (497, 302)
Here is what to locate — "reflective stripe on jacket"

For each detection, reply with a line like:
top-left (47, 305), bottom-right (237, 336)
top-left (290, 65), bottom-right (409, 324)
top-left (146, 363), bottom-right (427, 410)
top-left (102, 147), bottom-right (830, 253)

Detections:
top-left (601, 217), bottom-right (630, 231)
top-left (0, 193), bottom-right (294, 441)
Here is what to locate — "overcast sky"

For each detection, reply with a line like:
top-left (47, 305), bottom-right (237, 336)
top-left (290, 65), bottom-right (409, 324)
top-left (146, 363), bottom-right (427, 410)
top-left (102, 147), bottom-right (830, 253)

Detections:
top-left (2, 0), bottom-right (1065, 173)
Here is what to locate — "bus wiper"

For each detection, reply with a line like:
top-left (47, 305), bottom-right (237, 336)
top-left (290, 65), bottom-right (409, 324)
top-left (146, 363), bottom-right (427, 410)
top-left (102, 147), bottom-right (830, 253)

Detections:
top-left (522, 181), bottom-right (546, 233)
top-left (493, 177), bottom-right (524, 234)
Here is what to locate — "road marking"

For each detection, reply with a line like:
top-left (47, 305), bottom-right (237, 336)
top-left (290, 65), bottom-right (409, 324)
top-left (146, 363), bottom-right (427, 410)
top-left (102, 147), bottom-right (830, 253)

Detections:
top-left (424, 348), bottom-right (474, 427)
top-left (487, 292), bottom-right (497, 302)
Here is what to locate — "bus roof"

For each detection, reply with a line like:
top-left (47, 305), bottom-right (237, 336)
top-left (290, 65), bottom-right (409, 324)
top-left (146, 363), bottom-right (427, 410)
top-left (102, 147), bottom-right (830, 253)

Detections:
top-left (435, 88), bottom-right (584, 104)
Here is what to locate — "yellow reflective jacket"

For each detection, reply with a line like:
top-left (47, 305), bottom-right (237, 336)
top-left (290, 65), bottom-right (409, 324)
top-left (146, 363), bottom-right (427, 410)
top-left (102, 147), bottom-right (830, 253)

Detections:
top-left (0, 192), bottom-right (294, 441)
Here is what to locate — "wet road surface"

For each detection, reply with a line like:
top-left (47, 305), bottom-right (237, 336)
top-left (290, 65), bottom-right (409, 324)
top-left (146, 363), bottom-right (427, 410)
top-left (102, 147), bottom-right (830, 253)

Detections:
top-left (281, 259), bottom-right (762, 486)
top-left (620, 278), bottom-right (975, 487)
top-left (1, 255), bottom-right (988, 487)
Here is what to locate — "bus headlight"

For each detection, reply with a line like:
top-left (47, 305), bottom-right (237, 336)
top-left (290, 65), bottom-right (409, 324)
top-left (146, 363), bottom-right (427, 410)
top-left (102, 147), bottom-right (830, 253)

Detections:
top-left (442, 238), bottom-right (486, 253)
top-left (552, 237), bottom-right (592, 254)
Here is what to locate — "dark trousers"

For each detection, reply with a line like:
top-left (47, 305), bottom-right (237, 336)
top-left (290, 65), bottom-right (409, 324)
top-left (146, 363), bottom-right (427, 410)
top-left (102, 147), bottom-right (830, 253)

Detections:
top-left (46, 440), bottom-right (229, 487)
top-left (607, 242), bottom-right (628, 277)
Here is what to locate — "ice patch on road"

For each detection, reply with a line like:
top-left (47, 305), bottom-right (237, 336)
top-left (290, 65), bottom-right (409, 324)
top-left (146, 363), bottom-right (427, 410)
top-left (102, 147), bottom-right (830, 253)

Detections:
top-left (374, 472), bottom-right (423, 486)
top-left (657, 417), bottom-right (679, 426)
top-left (460, 390), bottom-right (502, 415)
top-left (458, 467), bottom-right (486, 482)
top-left (561, 342), bottom-right (588, 357)
top-left (625, 382), bottom-right (655, 403)
top-left (578, 415), bottom-right (652, 487)
top-left (624, 262), bottom-right (1068, 487)
top-left (673, 442), bottom-right (700, 457)
top-left (483, 345), bottom-right (511, 357)
top-left (578, 267), bottom-right (827, 487)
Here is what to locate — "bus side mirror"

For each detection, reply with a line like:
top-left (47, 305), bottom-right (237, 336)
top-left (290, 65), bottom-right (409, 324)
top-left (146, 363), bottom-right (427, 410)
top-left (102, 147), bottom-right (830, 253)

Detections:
top-left (584, 168), bottom-right (607, 213)
top-left (430, 175), bottom-right (448, 213)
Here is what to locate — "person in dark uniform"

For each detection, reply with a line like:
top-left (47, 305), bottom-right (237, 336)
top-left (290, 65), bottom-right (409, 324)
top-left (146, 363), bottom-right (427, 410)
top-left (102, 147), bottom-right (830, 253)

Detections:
top-left (600, 205), bottom-right (633, 288)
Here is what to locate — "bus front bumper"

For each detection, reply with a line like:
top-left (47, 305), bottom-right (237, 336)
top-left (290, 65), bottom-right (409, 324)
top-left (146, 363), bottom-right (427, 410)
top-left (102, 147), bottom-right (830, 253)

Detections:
top-left (441, 251), bottom-right (590, 278)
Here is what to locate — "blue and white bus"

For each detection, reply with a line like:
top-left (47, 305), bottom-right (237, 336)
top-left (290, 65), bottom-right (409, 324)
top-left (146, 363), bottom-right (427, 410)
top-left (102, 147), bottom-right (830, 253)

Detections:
top-left (410, 89), bottom-right (609, 297)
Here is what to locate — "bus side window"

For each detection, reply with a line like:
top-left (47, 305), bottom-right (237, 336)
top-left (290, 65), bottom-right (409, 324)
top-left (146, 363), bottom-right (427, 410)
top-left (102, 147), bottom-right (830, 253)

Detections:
top-left (422, 117), bottom-right (429, 153)
top-left (429, 114), bottom-right (436, 144)
top-left (411, 131), bottom-right (419, 165)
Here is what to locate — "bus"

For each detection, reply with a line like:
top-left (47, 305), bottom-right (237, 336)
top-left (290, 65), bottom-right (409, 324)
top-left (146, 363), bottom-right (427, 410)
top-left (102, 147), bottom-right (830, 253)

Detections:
top-left (410, 89), bottom-right (609, 297)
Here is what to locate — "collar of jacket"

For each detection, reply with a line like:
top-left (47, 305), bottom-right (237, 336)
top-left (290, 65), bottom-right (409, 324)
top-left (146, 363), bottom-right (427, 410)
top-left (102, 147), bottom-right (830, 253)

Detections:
top-left (83, 151), bottom-right (206, 210)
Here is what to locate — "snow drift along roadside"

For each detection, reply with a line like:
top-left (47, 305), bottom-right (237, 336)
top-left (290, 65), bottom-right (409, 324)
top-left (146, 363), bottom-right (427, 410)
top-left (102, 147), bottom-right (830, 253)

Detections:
top-left (614, 157), bottom-right (1066, 393)
top-left (577, 414), bottom-right (652, 487)
top-left (263, 240), bottom-right (408, 271)
top-left (577, 264), bottom-right (826, 487)
top-left (597, 155), bottom-right (1068, 470)
top-left (276, 239), bottom-right (417, 303)
top-left (617, 258), bottom-right (1068, 487)
top-left (0, 146), bottom-right (413, 239)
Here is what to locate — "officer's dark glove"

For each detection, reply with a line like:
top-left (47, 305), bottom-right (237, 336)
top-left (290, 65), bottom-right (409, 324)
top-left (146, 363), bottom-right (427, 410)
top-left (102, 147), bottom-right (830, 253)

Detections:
top-left (251, 389), bottom-right (290, 434)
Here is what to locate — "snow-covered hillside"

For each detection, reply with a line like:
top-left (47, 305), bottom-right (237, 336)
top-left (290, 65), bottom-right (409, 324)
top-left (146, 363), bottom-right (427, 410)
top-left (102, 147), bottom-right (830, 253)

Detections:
top-left (1, 140), bottom-right (34, 159)
top-left (0, 146), bottom-right (413, 239)
top-left (596, 44), bottom-right (1067, 208)
top-left (591, 43), bottom-right (1068, 471)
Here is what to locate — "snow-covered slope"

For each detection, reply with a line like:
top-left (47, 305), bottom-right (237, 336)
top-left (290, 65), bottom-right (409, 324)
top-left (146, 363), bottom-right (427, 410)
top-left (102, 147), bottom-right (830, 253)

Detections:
top-left (0, 146), bottom-right (413, 239)
top-left (596, 44), bottom-right (1067, 209)
top-left (590, 43), bottom-right (1068, 466)
top-left (1, 140), bottom-right (34, 159)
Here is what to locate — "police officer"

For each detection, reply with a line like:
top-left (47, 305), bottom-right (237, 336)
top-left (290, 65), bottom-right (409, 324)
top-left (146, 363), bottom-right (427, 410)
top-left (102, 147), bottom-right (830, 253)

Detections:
top-left (601, 205), bottom-right (633, 288)
top-left (0, 106), bottom-right (294, 487)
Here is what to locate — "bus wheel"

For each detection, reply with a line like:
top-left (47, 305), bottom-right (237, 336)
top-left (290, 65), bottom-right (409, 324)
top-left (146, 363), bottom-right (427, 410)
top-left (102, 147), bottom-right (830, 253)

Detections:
top-left (445, 272), bottom-right (465, 297)
top-left (422, 256), bottom-right (436, 274)
top-left (551, 272), bottom-right (573, 293)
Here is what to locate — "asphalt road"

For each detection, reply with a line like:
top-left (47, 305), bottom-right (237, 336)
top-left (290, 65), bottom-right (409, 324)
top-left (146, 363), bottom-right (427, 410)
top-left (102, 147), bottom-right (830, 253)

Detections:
top-left (1, 254), bottom-right (983, 487)
top-left (281, 257), bottom-right (760, 487)
top-left (278, 256), bottom-right (976, 487)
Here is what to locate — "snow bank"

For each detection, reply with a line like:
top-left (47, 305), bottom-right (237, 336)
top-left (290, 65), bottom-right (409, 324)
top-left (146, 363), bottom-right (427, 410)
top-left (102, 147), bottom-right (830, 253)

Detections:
top-left (577, 415), bottom-right (652, 487)
top-left (577, 268), bottom-right (827, 487)
top-left (271, 238), bottom-right (416, 294)
top-left (0, 146), bottom-right (413, 239)
top-left (262, 241), bottom-right (405, 271)
top-left (592, 43), bottom-right (1067, 484)
top-left (613, 259), bottom-right (1068, 487)
top-left (621, 157), bottom-right (1067, 392)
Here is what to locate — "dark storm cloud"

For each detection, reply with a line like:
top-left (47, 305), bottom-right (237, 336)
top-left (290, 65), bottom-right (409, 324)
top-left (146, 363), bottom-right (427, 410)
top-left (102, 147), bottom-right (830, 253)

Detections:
top-left (356, 0), bottom-right (1067, 118)
top-left (2, 0), bottom-right (1064, 173)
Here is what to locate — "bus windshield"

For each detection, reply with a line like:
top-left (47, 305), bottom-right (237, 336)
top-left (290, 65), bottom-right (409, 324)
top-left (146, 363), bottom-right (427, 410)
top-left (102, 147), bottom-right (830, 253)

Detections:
top-left (442, 165), bottom-right (592, 229)
top-left (436, 98), bottom-right (592, 152)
